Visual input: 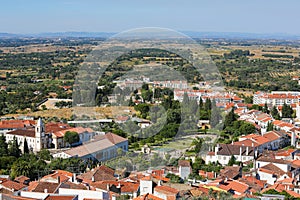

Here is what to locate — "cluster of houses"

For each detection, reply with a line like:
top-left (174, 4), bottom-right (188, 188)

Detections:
top-left (4, 148), bottom-right (300, 200)
top-left (173, 89), bottom-right (243, 104)
top-left (114, 78), bottom-right (189, 91)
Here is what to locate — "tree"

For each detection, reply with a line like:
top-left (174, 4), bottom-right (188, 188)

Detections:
top-left (267, 122), bottom-right (274, 131)
top-left (11, 160), bottom-right (33, 179)
top-left (262, 103), bottom-right (269, 114)
top-left (166, 173), bottom-right (183, 183)
top-left (228, 155), bottom-right (237, 166)
top-left (271, 106), bottom-right (280, 120)
top-left (282, 103), bottom-right (293, 118)
top-left (134, 103), bottom-right (150, 119)
top-left (64, 131), bottom-right (79, 146)
top-left (23, 138), bottom-right (29, 154)
top-left (37, 149), bottom-right (52, 160)
top-left (204, 98), bottom-right (212, 111)
top-left (210, 99), bottom-right (221, 128)
top-left (141, 83), bottom-right (149, 90)
top-left (0, 134), bottom-right (8, 156)
top-left (128, 96), bottom-right (135, 106)
top-left (199, 97), bottom-right (204, 110)
top-left (239, 122), bottom-right (256, 135)
top-left (224, 108), bottom-right (238, 129)
top-left (9, 136), bottom-right (21, 158)
top-left (192, 137), bottom-right (204, 153)
top-left (182, 92), bottom-right (189, 105)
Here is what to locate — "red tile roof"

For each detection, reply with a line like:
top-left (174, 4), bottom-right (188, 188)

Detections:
top-left (77, 165), bottom-right (115, 183)
top-left (14, 176), bottom-right (30, 184)
top-left (6, 129), bottom-right (36, 138)
top-left (0, 120), bottom-right (35, 129)
top-left (133, 193), bottom-right (163, 200)
top-left (28, 181), bottom-right (60, 193)
top-left (44, 195), bottom-right (76, 200)
top-left (178, 160), bottom-right (191, 167)
top-left (1, 180), bottom-right (27, 191)
top-left (217, 179), bottom-right (249, 194)
top-left (154, 185), bottom-right (179, 195)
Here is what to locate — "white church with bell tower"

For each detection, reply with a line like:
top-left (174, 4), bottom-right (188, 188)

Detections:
top-left (34, 118), bottom-right (46, 151)
top-left (4, 118), bottom-right (48, 153)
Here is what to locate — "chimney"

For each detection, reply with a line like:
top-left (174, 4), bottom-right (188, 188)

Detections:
top-left (92, 175), bottom-right (95, 182)
top-left (158, 180), bottom-right (162, 186)
top-left (72, 173), bottom-right (76, 183)
top-left (246, 146), bottom-right (249, 156)
top-left (215, 144), bottom-right (220, 155)
top-left (239, 146), bottom-right (242, 161)
top-left (252, 142), bottom-right (254, 147)
top-left (57, 176), bottom-right (60, 183)
top-left (44, 189), bottom-right (48, 193)
top-left (291, 131), bottom-right (296, 147)
top-left (106, 184), bottom-right (110, 191)
top-left (117, 182), bottom-right (121, 188)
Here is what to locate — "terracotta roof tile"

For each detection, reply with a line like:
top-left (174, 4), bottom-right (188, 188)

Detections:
top-left (6, 129), bottom-right (35, 138)
top-left (133, 193), bottom-right (163, 200)
top-left (14, 175), bottom-right (30, 184)
top-left (77, 165), bottom-right (115, 183)
top-left (178, 160), bottom-right (190, 167)
top-left (154, 185), bottom-right (179, 195)
top-left (28, 181), bottom-right (60, 193)
top-left (1, 180), bottom-right (27, 191)
top-left (0, 120), bottom-right (35, 129)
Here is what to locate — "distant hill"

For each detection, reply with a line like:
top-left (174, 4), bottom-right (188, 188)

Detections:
top-left (0, 31), bottom-right (300, 40)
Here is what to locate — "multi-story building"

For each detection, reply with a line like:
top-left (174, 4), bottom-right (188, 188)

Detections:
top-left (253, 91), bottom-right (300, 106)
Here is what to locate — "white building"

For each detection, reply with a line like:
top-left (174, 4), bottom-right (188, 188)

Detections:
top-left (53, 132), bottom-right (128, 161)
top-left (206, 144), bottom-right (257, 166)
top-left (253, 91), bottom-right (300, 106)
top-left (5, 118), bottom-right (48, 152)
top-left (178, 160), bottom-right (191, 180)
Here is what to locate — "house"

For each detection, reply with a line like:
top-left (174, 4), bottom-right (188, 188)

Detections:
top-left (91, 180), bottom-right (139, 199)
top-left (178, 160), bottom-right (191, 180)
top-left (255, 156), bottom-right (299, 185)
top-left (238, 175), bottom-right (267, 192)
top-left (27, 181), bottom-right (61, 194)
top-left (0, 180), bottom-right (27, 193)
top-left (218, 165), bottom-right (242, 180)
top-left (77, 165), bottom-right (116, 183)
top-left (257, 163), bottom-right (291, 185)
top-left (203, 178), bottom-right (250, 196)
top-left (51, 126), bottom-right (95, 149)
top-left (198, 170), bottom-right (216, 180)
top-left (53, 132), bottom-right (128, 161)
top-left (205, 144), bottom-right (256, 166)
top-left (154, 185), bottom-right (179, 200)
top-left (274, 148), bottom-right (299, 160)
top-left (234, 131), bottom-right (290, 153)
top-left (40, 170), bottom-right (73, 184)
top-left (140, 176), bottom-right (153, 195)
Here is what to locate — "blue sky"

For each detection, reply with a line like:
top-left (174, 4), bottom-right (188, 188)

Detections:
top-left (1, 0), bottom-right (300, 34)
